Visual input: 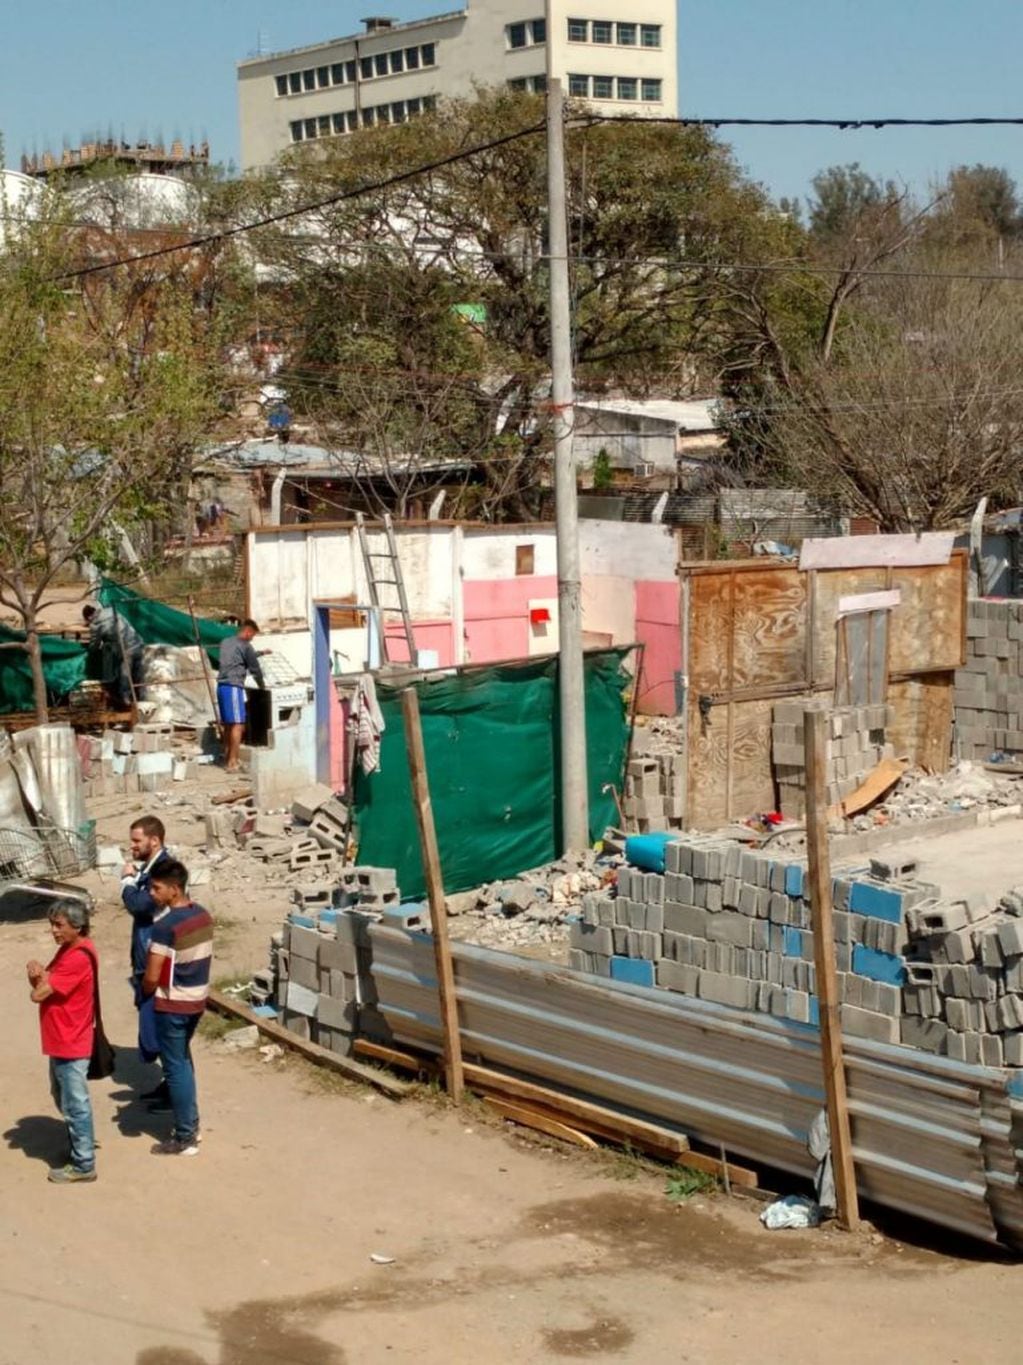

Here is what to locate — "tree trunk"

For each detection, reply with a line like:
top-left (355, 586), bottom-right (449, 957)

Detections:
top-left (24, 610), bottom-right (49, 725)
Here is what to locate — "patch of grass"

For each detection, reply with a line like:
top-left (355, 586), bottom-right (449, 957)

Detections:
top-left (199, 1010), bottom-right (249, 1041)
top-left (665, 1168), bottom-right (718, 1202)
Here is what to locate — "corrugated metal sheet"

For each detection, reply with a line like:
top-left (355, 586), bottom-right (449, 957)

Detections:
top-left (368, 926), bottom-right (1023, 1247)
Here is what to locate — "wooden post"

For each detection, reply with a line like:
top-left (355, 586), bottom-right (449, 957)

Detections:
top-left (804, 707), bottom-right (861, 1231)
top-left (401, 686), bottom-right (465, 1101)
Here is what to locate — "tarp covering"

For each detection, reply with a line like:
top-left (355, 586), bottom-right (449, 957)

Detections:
top-left (0, 628), bottom-right (87, 714)
top-left (354, 649), bottom-right (632, 899)
top-left (99, 579), bottom-right (234, 663)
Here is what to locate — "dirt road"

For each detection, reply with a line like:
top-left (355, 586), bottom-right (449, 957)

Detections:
top-left (1, 862), bottom-right (1019, 1364)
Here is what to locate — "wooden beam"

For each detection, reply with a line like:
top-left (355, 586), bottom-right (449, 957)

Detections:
top-left (354, 1038), bottom-right (440, 1074)
top-left (206, 989), bottom-right (410, 1099)
top-left (804, 708), bottom-right (861, 1230)
top-left (484, 1098), bottom-right (598, 1149)
top-left (401, 686), bottom-right (465, 1102)
top-left (672, 1148), bottom-right (759, 1190)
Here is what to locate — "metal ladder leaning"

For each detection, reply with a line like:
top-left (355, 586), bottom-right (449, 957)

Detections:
top-left (355, 512), bottom-right (418, 664)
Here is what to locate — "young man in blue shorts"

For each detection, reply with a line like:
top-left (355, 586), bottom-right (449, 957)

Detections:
top-left (215, 619), bottom-right (264, 772)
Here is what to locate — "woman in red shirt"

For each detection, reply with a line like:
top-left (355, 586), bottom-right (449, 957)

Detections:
top-left (26, 901), bottom-right (98, 1183)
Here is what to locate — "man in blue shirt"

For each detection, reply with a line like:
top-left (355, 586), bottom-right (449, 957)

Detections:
top-left (216, 619), bottom-right (265, 772)
top-left (121, 814), bottom-right (172, 1105)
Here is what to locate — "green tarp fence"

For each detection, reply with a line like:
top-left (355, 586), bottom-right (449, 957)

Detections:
top-left (353, 649), bottom-right (632, 900)
top-left (98, 578), bottom-right (234, 663)
top-left (0, 628), bottom-right (88, 714)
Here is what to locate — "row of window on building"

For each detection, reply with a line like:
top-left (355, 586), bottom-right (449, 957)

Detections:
top-left (507, 18), bottom-right (662, 49)
top-left (289, 94), bottom-right (438, 141)
top-left (275, 43), bottom-right (437, 97)
top-left (571, 73), bottom-right (662, 101)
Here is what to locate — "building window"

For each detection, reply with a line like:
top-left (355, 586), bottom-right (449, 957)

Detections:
top-left (391, 101), bottom-right (405, 122)
top-left (331, 63), bottom-right (345, 84)
top-left (407, 96), bottom-right (422, 114)
top-left (592, 20), bottom-right (612, 44)
top-left (346, 110), bottom-right (359, 131)
top-left (288, 71), bottom-right (302, 94)
top-left (531, 17), bottom-right (546, 43)
top-left (290, 121), bottom-right (304, 142)
top-left (641, 78), bottom-right (662, 101)
top-left (362, 107), bottom-right (376, 127)
top-left (406, 46), bottom-right (420, 69)
top-left (569, 73), bottom-right (590, 97)
top-left (508, 21), bottom-right (528, 49)
top-left (531, 74), bottom-right (547, 93)
top-left (390, 49), bottom-right (404, 73)
top-left (318, 115), bottom-right (331, 136)
top-left (508, 77), bottom-right (529, 91)
top-left (617, 22), bottom-right (637, 46)
top-left (516, 544), bottom-right (535, 576)
top-left (304, 117), bottom-right (317, 138)
top-left (423, 93), bottom-right (437, 110)
top-left (275, 74), bottom-right (288, 97)
top-left (567, 18), bottom-right (588, 42)
top-left (641, 23), bottom-right (662, 48)
top-left (317, 66), bottom-right (330, 88)
top-left (592, 74), bottom-right (614, 99)
top-left (332, 113), bottom-right (345, 133)
top-left (421, 43), bottom-right (436, 66)
top-left (617, 76), bottom-right (637, 100)
top-left (360, 56), bottom-right (373, 79)
top-left (374, 53), bottom-right (388, 76)
top-left (346, 59), bottom-right (357, 82)
top-left (302, 68), bottom-right (316, 90)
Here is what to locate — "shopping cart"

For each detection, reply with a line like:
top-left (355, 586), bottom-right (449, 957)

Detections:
top-left (0, 818), bottom-right (96, 913)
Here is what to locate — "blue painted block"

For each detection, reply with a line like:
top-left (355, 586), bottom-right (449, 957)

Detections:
top-left (288, 913), bottom-right (316, 928)
top-left (782, 925), bottom-right (803, 958)
top-left (610, 956), bottom-right (655, 988)
top-left (808, 996), bottom-right (819, 1028)
top-left (316, 909), bottom-right (339, 928)
top-left (251, 1004), bottom-right (278, 1019)
top-left (848, 880), bottom-right (904, 924)
top-left (785, 864), bottom-right (805, 898)
top-left (852, 943), bottom-right (906, 986)
top-left (1007, 1071), bottom-right (1023, 1099)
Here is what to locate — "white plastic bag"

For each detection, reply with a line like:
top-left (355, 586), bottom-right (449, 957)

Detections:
top-left (760, 1195), bottom-right (821, 1230)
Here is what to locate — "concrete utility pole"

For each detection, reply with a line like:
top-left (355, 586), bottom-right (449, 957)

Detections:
top-left (546, 58), bottom-right (589, 851)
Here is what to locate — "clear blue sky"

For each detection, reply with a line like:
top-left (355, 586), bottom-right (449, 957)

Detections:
top-left (3, 1), bottom-right (1023, 203)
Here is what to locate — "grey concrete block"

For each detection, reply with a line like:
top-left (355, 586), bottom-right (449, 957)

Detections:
top-left (281, 1009), bottom-right (312, 1040)
top-left (706, 910), bottom-right (753, 948)
top-left (663, 902), bottom-right (707, 937)
top-left (318, 937), bottom-right (358, 975)
top-left (785, 989), bottom-right (810, 1024)
top-left (285, 980), bottom-right (319, 1017)
top-left (751, 919), bottom-right (770, 951)
top-left (997, 919), bottom-right (1023, 955)
top-left (900, 1016), bottom-right (948, 1053)
top-left (698, 970), bottom-right (753, 1010)
top-left (612, 926), bottom-right (629, 955)
top-left (875, 983), bottom-right (902, 1016)
top-left (571, 922), bottom-right (614, 955)
top-left (738, 882), bottom-right (759, 917)
top-left (768, 893), bottom-right (789, 924)
top-left (644, 901), bottom-right (665, 934)
top-left (288, 955), bottom-right (320, 992)
top-left (626, 929), bottom-right (663, 960)
top-left (722, 875), bottom-right (741, 910)
top-left (289, 924), bottom-right (321, 961)
top-left (316, 993), bottom-right (357, 1031)
top-left (705, 882), bottom-right (724, 913)
top-left (1003, 1031), bottom-right (1023, 1066)
top-left (841, 1004), bottom-right (899, 1044)
top-left (643, 873), bottom-right (665, 905)
top-left (656, 960), bottom-right (699, 995)
top-left (665, 871), bottom-right (695, 903)
top-left (980, 1033), bottom-right (1003, 1067)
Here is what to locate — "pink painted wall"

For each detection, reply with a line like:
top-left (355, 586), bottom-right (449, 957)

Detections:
top-left (382, 619), bottom-right (456, 667)
top-left (634, 580), bottom-right (681, 715)
top-left (463, 574), bottom-right (558, 663)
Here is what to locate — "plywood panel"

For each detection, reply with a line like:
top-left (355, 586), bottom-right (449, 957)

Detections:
top-left (888, 558), bottom-right (966, 674)
top-left (887, 674), bottom-right (954, 773)
top-left (686, 696), bottom-right (777, 828)
top-left (687, 573), bottom-right (733, 693)
top-left (731, 569), bottom-right (806, 690)
top-left (812, 567), bottom-right (886, 687)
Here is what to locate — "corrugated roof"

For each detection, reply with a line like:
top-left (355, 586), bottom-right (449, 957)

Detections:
top-left (576, 397), bottom-right (723, 432)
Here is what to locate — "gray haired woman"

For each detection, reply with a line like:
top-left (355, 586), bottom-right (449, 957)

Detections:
top-left (25, 900), bottom-right (99, 1183)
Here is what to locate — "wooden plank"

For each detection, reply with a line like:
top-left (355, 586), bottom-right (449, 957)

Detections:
top-left (460, 1063), bottom-right (690, 1154)
top-left (799, 532), bottom-right (955, 571)
top-left (730, 567), bottom-right (806, 690)
top-left (888, 559), bottom-right (966, 673)
top-left (687, 696), bottom-right (776, 829)
top-left (838, 589), bottom-right (901, 615)
top-left (888, 673), bottom-right (954, 774)
top-left (484, 1098), bottom-right (599, 1149)
top-left (354, 1038), bottom-right (440, 1074)
top-left (832, 756), bottom-right (907, 819)
top-left (206, 989), bottom-right (410, 1098)
top-left (672, 1148), bottom-right (759, 1189)
top-left (804, 709), bottom-right (861, 1231)
top-left (401, 687), bottom-right (465, 1102)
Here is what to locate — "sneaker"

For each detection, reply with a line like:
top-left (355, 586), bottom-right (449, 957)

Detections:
top-left (140, 1082), bottom-right (170, 1103)
top-left (145, 1097), bottom-right (173, 1114)
top-left (150, 1138), bottom-right (199, 1157)
top-left (48, 1164), bottom-right (97, 1184)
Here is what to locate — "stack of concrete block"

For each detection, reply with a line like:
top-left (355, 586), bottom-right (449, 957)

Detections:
top-left (955, 599), bottom-right (1023, 760)
top-left (622, 753), bottom-right (685, 833)
top-left (772, 699), bottom-right (895, 817)
top-left (566, 833), bottom-right (1023, 1078)
top-left (80, 724), bottom-right (196, 799)
top-left (268, 865), bottom-right (415, 1052)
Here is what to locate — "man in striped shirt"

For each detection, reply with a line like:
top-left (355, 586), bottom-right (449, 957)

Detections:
top-left (141, 860), bottom-right (214, 1157)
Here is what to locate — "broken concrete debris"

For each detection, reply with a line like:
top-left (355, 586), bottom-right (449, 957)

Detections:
top-left (622, 718), bottom-right (685, 833)
top-left (81, 723), bottom-right (199, 797)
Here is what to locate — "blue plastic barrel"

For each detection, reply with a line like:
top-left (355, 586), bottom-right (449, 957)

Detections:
top-left (624, 832), bottom-right (680, 873)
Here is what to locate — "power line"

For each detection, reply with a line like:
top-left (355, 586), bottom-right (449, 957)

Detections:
top-left (587, 114), bottom-right (1023, 130)
top-left (49, 121), bottom-right (547, 282)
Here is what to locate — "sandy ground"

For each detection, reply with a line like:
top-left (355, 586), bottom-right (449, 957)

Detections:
top-left (0, 781), bottom-right (1020, 1363)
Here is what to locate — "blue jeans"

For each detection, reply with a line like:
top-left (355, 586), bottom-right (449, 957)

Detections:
top-left (49, 1057), bottom-right (95, 1173)
top-left (155, 1012), bottom-right (200, 1142)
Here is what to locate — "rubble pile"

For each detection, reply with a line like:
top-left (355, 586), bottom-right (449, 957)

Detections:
top-left (448, 850), bottom-right (619, 950)
top-left (847, 761), bottom-right (1023, 832)
top-left (81, 723), bottom-right (201, 798)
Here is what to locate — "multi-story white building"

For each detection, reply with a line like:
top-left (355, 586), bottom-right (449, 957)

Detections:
top-left (237, 3), bottom-right (678, 170)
